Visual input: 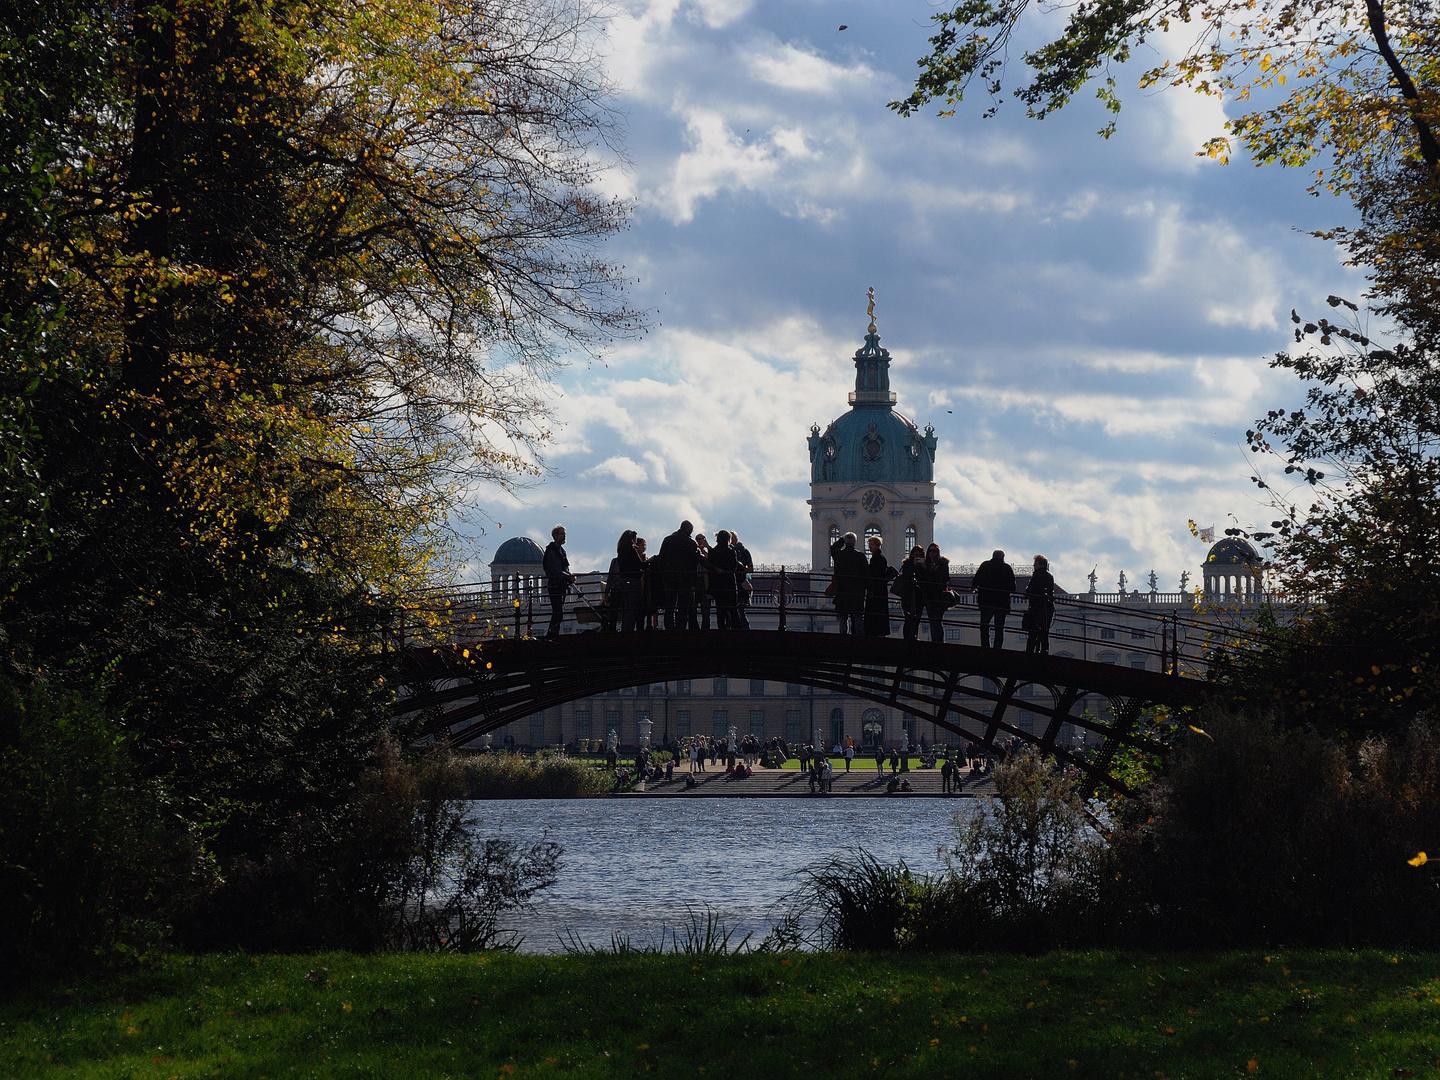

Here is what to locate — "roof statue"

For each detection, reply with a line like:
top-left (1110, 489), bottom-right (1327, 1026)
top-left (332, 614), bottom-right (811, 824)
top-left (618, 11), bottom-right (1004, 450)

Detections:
top-left (866, 286), bottom-right (877, 334)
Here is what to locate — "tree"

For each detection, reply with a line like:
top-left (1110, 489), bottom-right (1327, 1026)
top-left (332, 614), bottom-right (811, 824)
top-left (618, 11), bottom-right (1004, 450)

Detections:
top-left (891, 0), bottom-right (1437, 189)
top-left (0, 0), bottom-right (633, 954)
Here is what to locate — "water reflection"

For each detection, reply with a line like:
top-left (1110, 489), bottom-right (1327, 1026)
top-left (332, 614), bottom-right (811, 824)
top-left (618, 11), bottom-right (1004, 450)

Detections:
top-left (466, 798), bottom-right (977, 953)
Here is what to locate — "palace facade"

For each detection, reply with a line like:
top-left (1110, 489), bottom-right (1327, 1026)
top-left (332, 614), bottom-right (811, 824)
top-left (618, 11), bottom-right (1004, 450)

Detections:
top-left (481, 306), bottom-right (1267, 753)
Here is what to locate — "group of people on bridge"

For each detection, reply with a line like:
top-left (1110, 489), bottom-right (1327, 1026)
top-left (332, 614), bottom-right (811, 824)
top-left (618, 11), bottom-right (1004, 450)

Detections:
top-left (538, 522), bottom-right (1057, 654)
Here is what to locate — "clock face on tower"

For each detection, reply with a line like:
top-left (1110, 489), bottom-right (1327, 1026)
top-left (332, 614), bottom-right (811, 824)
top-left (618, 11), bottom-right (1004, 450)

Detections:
top-left (860, 489), bottom-right (885, 514)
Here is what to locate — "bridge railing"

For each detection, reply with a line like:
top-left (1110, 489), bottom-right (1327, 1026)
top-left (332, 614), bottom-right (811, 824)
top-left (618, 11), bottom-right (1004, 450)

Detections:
top-left (394, 568), bottom-right (1281, 679)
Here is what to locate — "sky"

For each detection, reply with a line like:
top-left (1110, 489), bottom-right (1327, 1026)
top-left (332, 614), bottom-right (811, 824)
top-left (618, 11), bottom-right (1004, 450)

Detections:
top-left (462, 0), bottom-right (1361, 593)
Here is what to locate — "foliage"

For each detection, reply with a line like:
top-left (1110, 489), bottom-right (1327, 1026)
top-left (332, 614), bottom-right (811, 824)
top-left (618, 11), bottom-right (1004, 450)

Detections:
top-left (456, 750), bottom-right (609, 799)
top-left (890, 0), bottom-right (1439, 195)
top-left (0, 0), bottom-right (630, 957)
top-left (563, 907), bottom-right (753, 955)
top-left (343, 740), bottom-right (561, 952)
top-left (783, 849), bottom-right (932, 952)
top-left (11, 951), bottom-right (1440, 1076)
top-left (185, 740), bottom-right (562, 953)
top-left (1108, 706), bottom-right (1440, 948)
top-left (944, 748), bottom-right (1104, 946)
top-left (0, 674), bottom-right (212, 975)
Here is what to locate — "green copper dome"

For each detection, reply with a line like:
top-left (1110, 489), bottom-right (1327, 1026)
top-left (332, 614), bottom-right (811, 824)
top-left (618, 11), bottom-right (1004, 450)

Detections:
top-left (808, 330), bottom-right (936, 484)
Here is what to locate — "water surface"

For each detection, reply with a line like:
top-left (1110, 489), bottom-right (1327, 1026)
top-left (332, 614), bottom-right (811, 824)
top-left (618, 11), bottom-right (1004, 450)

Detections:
top-left (466, 798), bottom-right (977, 952)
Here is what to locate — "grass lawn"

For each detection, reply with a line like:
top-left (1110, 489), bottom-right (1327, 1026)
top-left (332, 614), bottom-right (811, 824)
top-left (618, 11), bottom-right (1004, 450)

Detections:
top-left (4, 951), bottom-right (1439, 1078)
top-left (776, 757), bottom-right (935, 770)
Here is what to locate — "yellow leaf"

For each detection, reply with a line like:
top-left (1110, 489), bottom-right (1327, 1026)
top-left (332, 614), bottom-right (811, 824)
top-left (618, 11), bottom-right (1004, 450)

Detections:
top-left (1409, 851), bottom-right (1428, 867)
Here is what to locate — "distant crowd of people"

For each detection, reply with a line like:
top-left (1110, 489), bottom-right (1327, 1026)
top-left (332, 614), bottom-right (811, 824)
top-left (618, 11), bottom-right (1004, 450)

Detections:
top-left (581, 731), bottom-right (1023, 795)
top-left (539, 522), bottom-right (1057, 653)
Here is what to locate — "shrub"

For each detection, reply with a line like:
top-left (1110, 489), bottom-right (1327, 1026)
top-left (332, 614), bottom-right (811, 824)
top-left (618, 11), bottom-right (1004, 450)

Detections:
top-left (0, 675), bottom-right (211, 976)
top-left (457, 751), bottom-right (608, 799)
top-left (342, 741), bottom-right (562, 951)
top-left (942, 748), bottom-right (1105, 950)
top-left (1109, 706), bottom-right (1440, 948)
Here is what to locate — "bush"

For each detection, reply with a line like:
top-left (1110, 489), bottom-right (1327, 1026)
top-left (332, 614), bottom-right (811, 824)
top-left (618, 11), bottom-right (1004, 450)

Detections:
top-left (456, 751), bottom-right (608, 799)
top-left (0, 675), bottom-right (212, 976)
top-left (187, 741), bottom-right (564, 953)
top-left (342, 741), bottom-right (562, 951)
top-left (1108, 706), bottom-right (1440, 948)
top-left (777, 752), bottom-right (1103, 952)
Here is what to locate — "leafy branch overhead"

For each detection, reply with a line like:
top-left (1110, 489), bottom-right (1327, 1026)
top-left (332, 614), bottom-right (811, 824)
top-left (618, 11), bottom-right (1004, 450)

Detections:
top-left (891, 0), bottom-right (1439, 190)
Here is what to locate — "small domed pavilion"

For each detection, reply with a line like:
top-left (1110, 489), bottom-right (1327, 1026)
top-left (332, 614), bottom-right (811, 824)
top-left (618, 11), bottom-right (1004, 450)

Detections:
top-left (1203, 536), bottom-right (1262, 602)
top-left (489, 536), bottom-right (545, 598)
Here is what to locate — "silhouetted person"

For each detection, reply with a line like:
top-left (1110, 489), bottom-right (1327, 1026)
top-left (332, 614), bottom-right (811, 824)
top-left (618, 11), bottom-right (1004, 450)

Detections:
top-left (709, 530), bottom-right (742, 629)
top-left (543, 524), bottom-right (574, 637)
top-left (1025, 554), bottom-right (1055, 654)
top-left (896, 544), bottom-right (925, 641)
top-left (864, 535), bottom-right (893, 636)
top-left (691, 534), bottom-right (713, 629)
top-left (830, 532), bottom-right (868, 634)
top-left (658, 520), bottom-right (701, 630)
top-left (731, 532), bottom-right (754, 629)
top-left (917, 542), bottom-right (951, 642)
top-left (973, 548), bottom-right (1016, 649)
top-left (614, 529), bottom-right (644, 632)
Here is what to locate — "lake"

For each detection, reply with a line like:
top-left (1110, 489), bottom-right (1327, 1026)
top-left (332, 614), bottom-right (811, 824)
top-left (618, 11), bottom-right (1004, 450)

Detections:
top-left (466, 798), bottom-right (977, 952)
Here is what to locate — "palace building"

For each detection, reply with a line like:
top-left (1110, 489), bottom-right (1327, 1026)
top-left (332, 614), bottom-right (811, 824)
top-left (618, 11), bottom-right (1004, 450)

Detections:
top-left (807, 302), bottom-right (937, 569)
top-left (476, 298), bottom-right (1270, 755)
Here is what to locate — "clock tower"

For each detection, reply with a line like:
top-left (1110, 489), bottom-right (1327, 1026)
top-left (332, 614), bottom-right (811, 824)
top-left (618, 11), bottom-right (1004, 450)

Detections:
top-left (807, 292), bottom-right (937, 570)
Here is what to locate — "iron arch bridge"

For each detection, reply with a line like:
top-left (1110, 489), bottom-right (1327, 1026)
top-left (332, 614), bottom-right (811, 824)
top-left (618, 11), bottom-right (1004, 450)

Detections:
top-left (394, 631), bottom-right (1215, 797)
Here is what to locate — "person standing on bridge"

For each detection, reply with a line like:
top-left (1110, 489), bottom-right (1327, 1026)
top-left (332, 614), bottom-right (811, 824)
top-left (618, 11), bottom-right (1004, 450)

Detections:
top-left (972, 549), bottom-right (1016, 649)
top-left (614, 530), bottom-right (645, 632)
top-left (864, 535), bottom-right (895, 636)
top-left (708, 531), bottom-right (743, 629)
top-left (731, 532), bottom-right (754, 629)
top-left (917, 543), bottom-right (952, 642)
top-left (543, 525), bottom-right (575, 638)
top-left (895, 545), bottom-right (925, 641)
top-left (1025, 554), bottom-right (1055, 655)
top-left (658, 521), bottom-right (701, 630)
top-left (830, 532), bottom-right (868, 634)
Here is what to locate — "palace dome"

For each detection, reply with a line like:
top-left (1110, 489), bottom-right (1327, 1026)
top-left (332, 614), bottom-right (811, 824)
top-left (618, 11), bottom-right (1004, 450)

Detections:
top-left (1205, 537), bottom-right (1259, 567)
top-left (808, 330), bottom-right (936, 485)
top-left (491, 536), bottom-right (545, 566)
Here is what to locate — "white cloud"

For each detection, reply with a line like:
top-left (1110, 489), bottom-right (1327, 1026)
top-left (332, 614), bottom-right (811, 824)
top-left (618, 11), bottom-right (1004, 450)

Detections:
top-left (657, 109), bottom-right (781, 222)
top-left (585, 455), bottom-right (651, 484)
top-left (747, 43), bottom-right (874, 95)
top-left (1136, 204), bottom-right (1283, 329)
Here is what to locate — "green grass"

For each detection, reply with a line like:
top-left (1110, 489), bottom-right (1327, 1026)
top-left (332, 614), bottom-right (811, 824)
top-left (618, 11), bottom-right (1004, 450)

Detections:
top-left (5, 951), bottom-right (1440, 1078)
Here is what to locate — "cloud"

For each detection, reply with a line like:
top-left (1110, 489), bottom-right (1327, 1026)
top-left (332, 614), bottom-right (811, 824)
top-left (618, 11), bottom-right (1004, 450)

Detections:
top-left (747, 42), bottom-right (875, 95)
top-left (657, 109), bottom-right (783, 222)
top-left (584, 455), bottom-right (651, 484)
top-left (454, 0), bottom-right (1360, 587)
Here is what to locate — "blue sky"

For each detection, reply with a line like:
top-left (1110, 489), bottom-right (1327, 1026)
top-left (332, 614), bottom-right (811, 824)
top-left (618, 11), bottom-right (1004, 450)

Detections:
top-left (462, 0), bottom-right (1360, 593)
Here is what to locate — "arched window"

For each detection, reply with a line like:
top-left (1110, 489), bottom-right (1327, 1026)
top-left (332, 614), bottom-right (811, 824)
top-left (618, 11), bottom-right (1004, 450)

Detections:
top-left (829, 707), bottom-right (845, 749)
top-left (862, 708), bottom-right (885, 748)
top-left (864, 522), bottom-right (882, 545)
top-left (905, 523), bottom-right (918, 551)
top-left (827, 523), bottom-right (840, 551)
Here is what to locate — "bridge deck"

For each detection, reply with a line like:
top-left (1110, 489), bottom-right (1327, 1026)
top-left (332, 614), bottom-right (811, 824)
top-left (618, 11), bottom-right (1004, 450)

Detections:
top-left (396, 631), bottom-right (1213, 797)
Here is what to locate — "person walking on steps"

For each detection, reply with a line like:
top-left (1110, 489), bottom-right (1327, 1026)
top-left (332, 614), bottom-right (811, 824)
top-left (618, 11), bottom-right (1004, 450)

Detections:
top-left (543, 525), bottom-right (575, 638)
top-left (972, 549), bottom-right (1016, 649)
